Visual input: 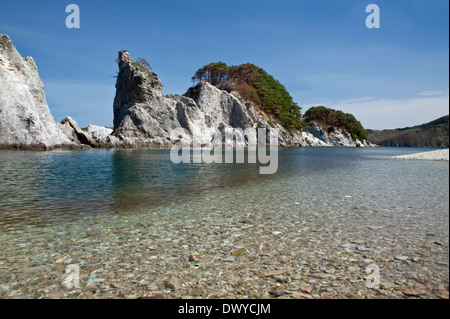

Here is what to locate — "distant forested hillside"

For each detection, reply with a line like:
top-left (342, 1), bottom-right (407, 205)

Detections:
top-left (367, 115), bottom-right (449, 148)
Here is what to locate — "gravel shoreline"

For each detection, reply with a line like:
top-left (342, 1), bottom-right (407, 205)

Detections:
top-left (392, 149), bottom-right (449, 162)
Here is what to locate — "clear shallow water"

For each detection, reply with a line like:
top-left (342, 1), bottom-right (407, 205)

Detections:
top-left (0, 147), bottom-right (448, 231)
top-left (0, 149), bottom-right (271, 229)
top-left (0, 147), bottom-right (448, 299)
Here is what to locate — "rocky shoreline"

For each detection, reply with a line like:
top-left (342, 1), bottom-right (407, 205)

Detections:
top-left (392, 149), bottom-right (449, 162)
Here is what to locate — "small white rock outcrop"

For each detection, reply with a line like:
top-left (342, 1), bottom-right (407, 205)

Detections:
top-left (308, 122), bottom-right (372, 147)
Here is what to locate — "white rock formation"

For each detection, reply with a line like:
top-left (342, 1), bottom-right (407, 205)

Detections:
top-left (0, 34), bottom-right (77, 150)
top-left (59, 116), bottom-right (96, 147)
top-left (0, 36), bottom-right (371, 150)
top-left (308, 122), bottom-right (372, 147)
top-left (85, 124), bottom-right (123, 148)
top-left (111, 50), bottom-right (338, 148)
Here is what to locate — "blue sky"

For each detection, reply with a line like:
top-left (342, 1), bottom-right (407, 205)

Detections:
top-left (1, 0), bottom-right (448, 129)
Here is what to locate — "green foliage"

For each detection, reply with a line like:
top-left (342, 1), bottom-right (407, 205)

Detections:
top-left (191, 62), bottom-right (230, 86)
top-left (132, 57), bottom-right (153, 75)
top-left (304, 106), bottom-right (368, 141)
top-left (192, 62), bottom-right (308, 132)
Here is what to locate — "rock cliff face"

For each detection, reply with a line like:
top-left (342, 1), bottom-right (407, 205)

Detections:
top-left (308, 122), bottom-right (372, 147)
top-left (0, 35), bottom-right (77, 150)
top-left (112, 50), bottom-right (189, 146)
top-left (111, 50), bottom-right (337, 148)
top-left (112, 50), bottom-right (257, 147)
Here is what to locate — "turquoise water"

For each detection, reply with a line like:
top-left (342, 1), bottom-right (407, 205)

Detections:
top-left (0, 147), bottom-right (448, 231)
